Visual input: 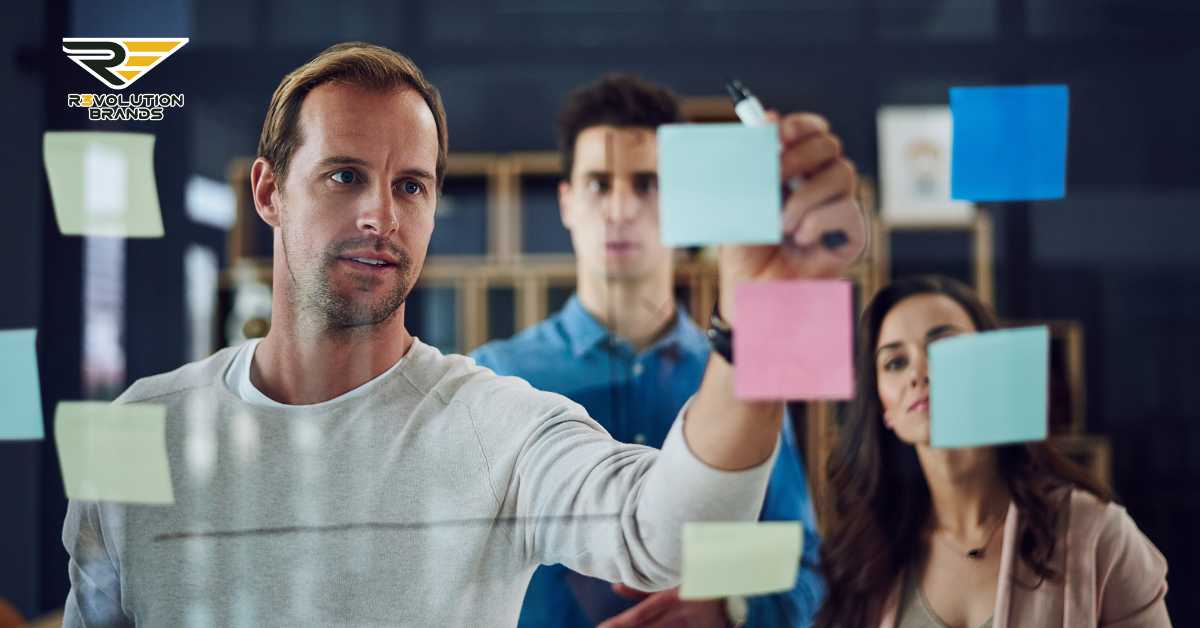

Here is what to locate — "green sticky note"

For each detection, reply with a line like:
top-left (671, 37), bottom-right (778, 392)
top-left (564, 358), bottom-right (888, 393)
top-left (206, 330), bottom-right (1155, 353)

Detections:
top-left (680, 521), bottom-right (802, 600)
top-left (930, 327), bottom-right (1049, 448)
top-left (55, 401), bottom-right (174, 504)
top-left (0, 329), bottom-right (44, 440)
top-left (658, 123), bottom-right (781, 247)
top-left (42, 131), bottom-right (165, 238)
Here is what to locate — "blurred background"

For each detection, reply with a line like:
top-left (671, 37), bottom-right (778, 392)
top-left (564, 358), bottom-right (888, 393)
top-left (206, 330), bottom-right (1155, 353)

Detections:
top-left (3, 0), bottom-right (1199, 624)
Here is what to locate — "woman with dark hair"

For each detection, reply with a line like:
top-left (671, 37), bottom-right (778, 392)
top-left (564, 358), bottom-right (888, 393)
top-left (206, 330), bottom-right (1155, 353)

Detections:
top-left (815, 275), bottom-right (1170, 628)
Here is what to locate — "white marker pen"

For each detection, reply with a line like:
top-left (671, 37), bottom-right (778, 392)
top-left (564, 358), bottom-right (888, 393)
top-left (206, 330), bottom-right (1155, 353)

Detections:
top-left (726, 79), bottom-right (849, 250)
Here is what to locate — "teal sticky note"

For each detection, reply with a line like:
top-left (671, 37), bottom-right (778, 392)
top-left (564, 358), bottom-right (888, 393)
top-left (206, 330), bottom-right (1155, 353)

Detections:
top-left (43, 131), bottom-right (165, 238)
top-left (658, 123), bottom-right (780, 247)
top-left (930, 327), bottom-right (1049, 448)
top-left (950, 85), bottom-right (1069, 201)
top-left (55, 402), bottom-right (174, 504)
top-left (0, 329), bottom-right (44, 440)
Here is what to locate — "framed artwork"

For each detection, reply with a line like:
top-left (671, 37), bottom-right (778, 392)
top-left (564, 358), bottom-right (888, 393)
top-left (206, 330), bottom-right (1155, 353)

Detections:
top-left (877, 105), bottom-right (975, 224)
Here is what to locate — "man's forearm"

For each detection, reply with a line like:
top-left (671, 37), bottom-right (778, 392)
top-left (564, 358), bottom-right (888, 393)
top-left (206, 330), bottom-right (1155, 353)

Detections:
top-left (684, 354), bottom-right (784, 471)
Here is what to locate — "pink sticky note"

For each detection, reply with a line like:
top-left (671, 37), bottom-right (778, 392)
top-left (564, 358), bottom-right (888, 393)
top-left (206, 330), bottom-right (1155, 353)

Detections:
top-left (734, 280), bottom-right (855, 400)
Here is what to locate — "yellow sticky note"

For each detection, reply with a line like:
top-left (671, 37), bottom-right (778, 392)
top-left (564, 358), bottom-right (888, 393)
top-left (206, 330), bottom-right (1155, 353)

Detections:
top-left (54, 401), bottom-right (174, 504)
top-left (680, 521), bottom-right (802, 600)
top-left (42, 131), bottom-right (164, 238)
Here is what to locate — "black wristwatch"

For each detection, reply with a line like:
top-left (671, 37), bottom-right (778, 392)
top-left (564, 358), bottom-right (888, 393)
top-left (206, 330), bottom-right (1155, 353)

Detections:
top-left (706, 302), bottom-right (734, 365)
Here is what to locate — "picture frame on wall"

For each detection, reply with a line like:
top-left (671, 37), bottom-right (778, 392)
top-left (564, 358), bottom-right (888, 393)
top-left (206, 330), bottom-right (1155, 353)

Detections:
top-left (877, 105), bottom-right (975, 224)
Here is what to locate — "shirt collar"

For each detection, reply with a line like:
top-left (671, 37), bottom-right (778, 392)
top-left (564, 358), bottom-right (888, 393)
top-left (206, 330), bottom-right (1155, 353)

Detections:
top-left (559, 294), bottom-right (708, 359)
top-left (560, 295), bottom-right (612, 357)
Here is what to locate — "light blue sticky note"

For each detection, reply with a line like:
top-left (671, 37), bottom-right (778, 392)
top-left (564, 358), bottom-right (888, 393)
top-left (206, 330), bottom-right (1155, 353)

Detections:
top-left (658, 123), bottom-right (780, 247)
top-left (0, 329), bottom-right (44, 440)
top-left (43, 131), bottom-right (165, 238)
top-left (950, 85), bottom-right (1069, 201)
top-left (930, 327), bottom-right (1049, 448)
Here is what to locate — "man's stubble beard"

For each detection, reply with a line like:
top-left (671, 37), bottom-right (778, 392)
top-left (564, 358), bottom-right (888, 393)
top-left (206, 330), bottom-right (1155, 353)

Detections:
top-left (281, 228), bottom-right (414, 332)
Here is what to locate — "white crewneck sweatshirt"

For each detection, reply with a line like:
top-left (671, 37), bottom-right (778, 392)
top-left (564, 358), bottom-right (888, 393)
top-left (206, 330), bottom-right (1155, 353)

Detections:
top-left (223, 338), bottom-right (407, 408)
top-left (62, 339), bottom-right (776, 627)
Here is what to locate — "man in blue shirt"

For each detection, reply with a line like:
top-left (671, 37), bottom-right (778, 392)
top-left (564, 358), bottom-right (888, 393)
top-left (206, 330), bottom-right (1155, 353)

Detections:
top-left (472, 75), bottom-right (824, 627)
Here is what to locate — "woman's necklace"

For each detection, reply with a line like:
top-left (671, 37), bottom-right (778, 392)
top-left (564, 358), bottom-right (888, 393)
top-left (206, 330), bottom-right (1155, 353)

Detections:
top-left (934, 511), bottom-right (1005, 560)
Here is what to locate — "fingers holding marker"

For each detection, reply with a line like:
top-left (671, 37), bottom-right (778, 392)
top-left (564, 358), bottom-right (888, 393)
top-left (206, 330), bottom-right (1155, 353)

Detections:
top-left (778, 112), bottom-right (831, 145)
top-left (781, 156), bottom-right (856, 233)
top-left (790, 197), bottom-right (868, 270)
top-left (781, 131), bottom-right (844, 181)
top-left (787, 158), bottom-right (856, 218)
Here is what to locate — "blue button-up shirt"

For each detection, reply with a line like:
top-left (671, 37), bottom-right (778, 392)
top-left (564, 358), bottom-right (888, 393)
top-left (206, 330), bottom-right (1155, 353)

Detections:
top-left (471, 295), bottom-right (824, 627)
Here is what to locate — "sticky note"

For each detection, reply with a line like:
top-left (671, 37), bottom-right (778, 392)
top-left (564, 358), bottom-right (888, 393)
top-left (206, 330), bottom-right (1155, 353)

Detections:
top-left (680, 521), bottom-right (803, 600)
top-left (949, 85), bottom-right (1068, 202)
top-left (658, 123), bottom-right (780, 247)
top-left (930, 327), bottom-right (1049, 448)
top-left (43, 131), bottom-right (165, 237)
top-left (0, 329), bottom-right (44, 440)
top-left (734, 280), bottom-right (855, 400)
top-left (55, 402), bottom-right (174, 504)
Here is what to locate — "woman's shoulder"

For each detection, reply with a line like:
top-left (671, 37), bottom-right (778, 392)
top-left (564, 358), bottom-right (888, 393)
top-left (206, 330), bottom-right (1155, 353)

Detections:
top-left (1065, 488), bottom-right (1127, 546)
top-left (1064, 487), bottom-right (1166, 575)
top-left (1066, 487), bottom-right (1120, 527)
top-left (1063, 489), bottom-right (1171, 624)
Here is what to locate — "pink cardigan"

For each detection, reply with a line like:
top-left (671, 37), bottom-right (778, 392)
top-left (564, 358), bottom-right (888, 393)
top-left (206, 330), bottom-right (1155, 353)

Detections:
top-left (879, 489), bottom-right (1171, 627)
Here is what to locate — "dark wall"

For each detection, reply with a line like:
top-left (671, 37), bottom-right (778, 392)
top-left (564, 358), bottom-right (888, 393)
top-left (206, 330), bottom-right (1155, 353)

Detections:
top-left (0, 1), bottom-right (47, 620)
top-left (8, 0), bottom-right (1200, 622)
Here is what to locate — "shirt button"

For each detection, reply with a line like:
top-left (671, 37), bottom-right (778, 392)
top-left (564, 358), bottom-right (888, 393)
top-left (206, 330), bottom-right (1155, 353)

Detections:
top-left (632, 363), bottom-right (644, 376)
top-left (633, 433), bottom-right (646, 445)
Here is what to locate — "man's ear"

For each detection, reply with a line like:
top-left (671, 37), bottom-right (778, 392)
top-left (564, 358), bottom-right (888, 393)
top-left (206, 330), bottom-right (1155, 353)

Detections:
top-left (558, 179), bottom-right (575, 231)
top-left (250, 157), bottom-right (283, 229)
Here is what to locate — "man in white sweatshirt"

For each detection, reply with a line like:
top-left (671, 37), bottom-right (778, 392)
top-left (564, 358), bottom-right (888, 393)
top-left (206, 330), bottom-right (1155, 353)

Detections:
top-left (62, 42), bottom-right (865, 627)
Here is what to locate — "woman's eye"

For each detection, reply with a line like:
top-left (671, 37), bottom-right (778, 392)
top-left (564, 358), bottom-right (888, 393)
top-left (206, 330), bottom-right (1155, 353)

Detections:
top-left (401, 180), bottom-right (423, 195)
top-left (330, 170), bottom-right (357, 184)
top-left (884, 357), bottom-right (906, 372)
top-left (586, 179), bottom-right (610, 195)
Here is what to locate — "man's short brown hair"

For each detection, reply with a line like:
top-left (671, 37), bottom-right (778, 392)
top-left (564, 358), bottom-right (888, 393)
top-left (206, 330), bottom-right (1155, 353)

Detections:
top-left (257, 42), bottom-right (448, 190)
top-left (557, 74), bottom-right (681, 181)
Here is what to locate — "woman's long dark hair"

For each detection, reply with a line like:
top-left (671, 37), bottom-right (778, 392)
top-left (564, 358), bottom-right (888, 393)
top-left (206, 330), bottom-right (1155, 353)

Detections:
top-left (815, 275), bottom-right (1110, 628)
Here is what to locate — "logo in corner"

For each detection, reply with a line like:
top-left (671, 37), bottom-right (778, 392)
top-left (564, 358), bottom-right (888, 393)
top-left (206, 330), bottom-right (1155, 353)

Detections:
top-left (63, 38), bottom-right (188, 90)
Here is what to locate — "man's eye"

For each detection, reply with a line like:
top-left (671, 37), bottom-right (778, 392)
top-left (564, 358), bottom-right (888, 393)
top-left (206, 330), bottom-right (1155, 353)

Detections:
top-left (330, 169), bottom-right (358, 184)
top-left (401, 180), bottom-right (424, 195)
top-left (586, 179), bottom-right (610, 195)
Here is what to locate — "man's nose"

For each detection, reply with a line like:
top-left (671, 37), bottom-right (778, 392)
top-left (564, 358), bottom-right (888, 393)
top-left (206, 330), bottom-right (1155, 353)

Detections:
top-left (604, 181), bottom-right (640, 223)
top-left (357, 182), bottom-right (400, 236)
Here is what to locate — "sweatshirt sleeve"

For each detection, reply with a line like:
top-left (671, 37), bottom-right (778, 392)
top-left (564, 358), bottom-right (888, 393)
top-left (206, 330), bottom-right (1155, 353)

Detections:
top-left (62, 499), bottom-right (132, 628)
top-left (470, 382), bottom-right (777, 592)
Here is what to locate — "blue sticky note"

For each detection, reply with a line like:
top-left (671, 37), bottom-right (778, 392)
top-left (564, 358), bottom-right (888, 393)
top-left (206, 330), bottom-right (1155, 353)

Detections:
top-left (658, 123), bottom-right (780, 247)
top-left (0, 329), bottom-right (44, 440)
top-left (950, 85), bottom-right (1069, 201)
top-left (930, 327), bottom-right (1049, 448)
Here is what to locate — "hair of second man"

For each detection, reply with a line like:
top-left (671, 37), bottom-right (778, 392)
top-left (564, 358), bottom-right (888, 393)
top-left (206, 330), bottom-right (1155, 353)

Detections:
top-left (556, 74), bottom-right (682, 181)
